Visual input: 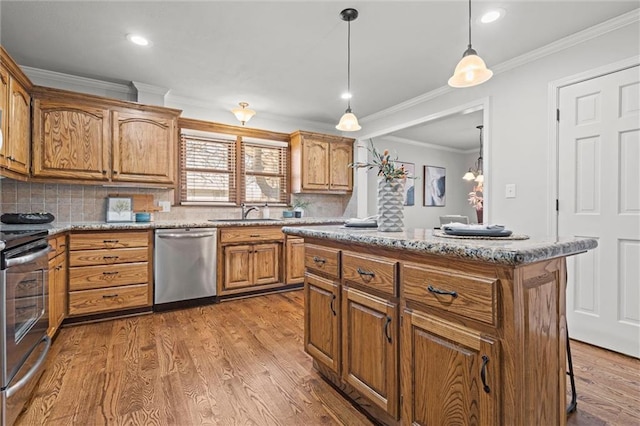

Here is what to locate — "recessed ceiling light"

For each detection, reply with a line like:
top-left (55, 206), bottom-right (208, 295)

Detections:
top-left (341, 92), bottom-right (352, 100)
top-left (126, 34), bottom-right (150, 46)
top-left (480, 8), bottom-right (505, 24)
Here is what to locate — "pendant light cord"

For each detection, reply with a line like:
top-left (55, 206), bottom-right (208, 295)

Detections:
top-left (347, 19), bottom-right (352, 111)
top-left (467, 0), bottom-right (472, 49)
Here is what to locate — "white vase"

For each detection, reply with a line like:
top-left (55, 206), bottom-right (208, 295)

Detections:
top-left (377, 178), bottom-right (404, 232)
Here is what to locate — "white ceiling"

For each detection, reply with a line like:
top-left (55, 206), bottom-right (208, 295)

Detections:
top-left (1, 1), bottom-right (637, 149)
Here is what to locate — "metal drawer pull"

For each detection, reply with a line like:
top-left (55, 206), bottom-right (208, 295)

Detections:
top-left (103, 239), bottom-right (119, 243)
top-left (427, 285), bottom-right (458, 298)
top-left (103, 256), bottom-right (119, 260)
top-left (102, 271), bottom-right (119, 275)
top-left (481, 355), bottom-right (491, 393)
top-left (384, 316), bottom-right (392, 343)
top-left (102, 294), bottom-right (119, 299)
top-left (250, 234), bottom-right (261, 238)
top-left (330, 294), bottom-right (337, 316)
top-left (356, 267), bottom-right (375, 277)
top-left (313, 256), bottom-right (326, 264)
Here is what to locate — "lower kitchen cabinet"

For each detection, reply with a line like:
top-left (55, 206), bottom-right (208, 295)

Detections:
top-left (285, 237), bottom-right (305, 284)
top-left (304, 273), bottom-right (341, 374)
top-left (223, 242), bottom-right (281, 291)
top-left (342, 286), bottom-right (399, 419)
top-left (47, 234), bottom-right (67, 337)
top-left (67, 230), bottom-right (153, 317)
top-left (401, 309), bottom-right (499, 425)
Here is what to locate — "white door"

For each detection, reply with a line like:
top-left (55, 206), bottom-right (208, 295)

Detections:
top-left (558, 65), bottom-right (640, 358)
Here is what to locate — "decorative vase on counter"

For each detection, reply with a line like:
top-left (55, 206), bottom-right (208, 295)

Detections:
top-left (476, 207), bottom-right (483, 224)
top-left (377, 178), bottom-right (405, 232)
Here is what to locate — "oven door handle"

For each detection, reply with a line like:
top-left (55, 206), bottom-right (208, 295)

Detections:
top-left (5, 246), bottom-right (51, 268)
top-left (5, 335), bottom-right (51, 398)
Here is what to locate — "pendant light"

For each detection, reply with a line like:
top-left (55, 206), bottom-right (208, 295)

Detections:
top-left (448, 0), bottom-right (493, 88)
top-left (463, 125), bottom-right (484, 181)
top-left (231, 102), bottom-right (256, 126)
top-left (336, 8), bottom-right (361, 132)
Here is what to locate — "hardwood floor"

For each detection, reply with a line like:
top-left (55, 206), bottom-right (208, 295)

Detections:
top-left (18, 291), bottom-right (640, 425)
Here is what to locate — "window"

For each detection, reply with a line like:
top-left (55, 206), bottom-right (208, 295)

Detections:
top-left (180, 132), bottom-right (288, 205)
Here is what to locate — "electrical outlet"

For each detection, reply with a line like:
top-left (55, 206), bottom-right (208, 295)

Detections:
top-left (158, 201), bottom-right (171, 212)
top-left (505, 184), bottom-right (517, 199)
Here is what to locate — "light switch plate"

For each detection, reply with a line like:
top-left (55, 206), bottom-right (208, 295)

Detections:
top-left (505, 184), bottom-right (517, 198)
top-left (159, 201), bottom-right (171, 212)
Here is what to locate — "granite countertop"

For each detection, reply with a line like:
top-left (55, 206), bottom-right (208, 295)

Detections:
top-left (281, 225), bottom-right (598, 266)
top-left (0, 218), bottom-right (345, 236)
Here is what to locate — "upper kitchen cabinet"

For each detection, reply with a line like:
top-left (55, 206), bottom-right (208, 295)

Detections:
top-left (31, 86), bottom-right (180, 186)
top-left (0, 47), bottom-right (33, 179)
top-left (290, 130), bottom-right (354, 193)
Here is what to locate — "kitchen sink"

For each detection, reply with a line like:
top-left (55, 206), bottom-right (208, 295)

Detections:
top-left (212, 219), bottom-right (281, 223)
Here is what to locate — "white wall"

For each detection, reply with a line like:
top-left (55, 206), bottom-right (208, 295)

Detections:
top-left (363, 137), bottom-right (475, 228)
top-left (355, 19), bottom-right (640, 237)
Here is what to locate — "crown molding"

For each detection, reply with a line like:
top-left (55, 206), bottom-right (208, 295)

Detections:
top-left (362, 9), bottom-right (640, 124)
top-left (131, 81), bottom-right (170, 96)
top-left (379, 135), bottom-right (470, 154)
top-left (20, 65), bottom-right (133, 96)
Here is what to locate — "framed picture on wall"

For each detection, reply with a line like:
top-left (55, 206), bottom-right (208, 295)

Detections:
top-left (392, 161), bottom-right (416, 206)
top-left (424, 165), bottom-right (446, 207)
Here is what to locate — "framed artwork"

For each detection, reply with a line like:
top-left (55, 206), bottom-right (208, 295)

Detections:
top-left (424, 165), bottom-right (446, 207)
top-left (392, 161), bottom-right (415, 206)
top-left (106, 197), bottom-right (134, 222)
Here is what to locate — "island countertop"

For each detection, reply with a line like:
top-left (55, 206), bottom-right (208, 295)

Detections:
top-left (282, 224), bottom-right (598, 266)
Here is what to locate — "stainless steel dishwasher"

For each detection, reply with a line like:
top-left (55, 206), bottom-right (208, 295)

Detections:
top-left (154, 228), bottom-right (217, 308)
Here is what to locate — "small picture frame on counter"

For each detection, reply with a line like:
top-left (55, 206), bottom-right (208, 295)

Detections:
top-left (106, 197), bottom-right (134, 222)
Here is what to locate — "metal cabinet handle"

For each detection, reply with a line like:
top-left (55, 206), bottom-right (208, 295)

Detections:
top-left (103, 256), bottom-right (119, 260)
top-left (102, 294), bottom-right (119, 299)
top-left (356, 267), bottom-right (375, 277)
top-left (481, 355), bottom-right (491, 393)
top-left (103, 239), bottom-right (119, 244)
top-left (313, 256), bottom-right (326, 264)
top-left (384, 316), bottom-right (392, 343)
top-left (102, 271), bottom-right (119, 275)
top-left (249, 234), bottom-right (261, 238)
top-left (427, 285), bottom-right (458, 298)
top-left (330, 294), bottom-right (337, 316)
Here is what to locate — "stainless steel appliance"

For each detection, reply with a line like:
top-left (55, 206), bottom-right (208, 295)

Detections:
top-left (154, 228), bottom-right (217, 309)
top-left (0, 229), bottom-right (51, 426)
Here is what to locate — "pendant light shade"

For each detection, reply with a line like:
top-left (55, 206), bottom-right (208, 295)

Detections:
top-left (448, 0), bottom-right (493, 88)
top-left (231, 102), bottom-right (256, 125)
top-left (462, 125), bottom-right (484, 180)
top-left (336, 8), bottom-right (361, 132)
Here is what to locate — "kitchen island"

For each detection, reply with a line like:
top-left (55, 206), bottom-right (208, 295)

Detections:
top-left (282, 225), bottom-right (597, 426)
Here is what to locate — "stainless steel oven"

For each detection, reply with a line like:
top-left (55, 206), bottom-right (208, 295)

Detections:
top-left (0, 230), bottom-right (51, 426)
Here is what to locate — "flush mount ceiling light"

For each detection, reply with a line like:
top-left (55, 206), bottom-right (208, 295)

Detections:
top-left (448, 0), bottom-right (493, 88)
top-left (231, 102), bottom-right (256, 126)
top-left (463, 125), bottom-right (484, 181)
top-left (480, 8), bottom-right (505, 24)
top-left (336, 8), bottom-right (361, 132)
top-left (126, 34), bottom-right (150, 46)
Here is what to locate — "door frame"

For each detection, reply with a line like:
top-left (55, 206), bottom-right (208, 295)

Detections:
top-left (547, 55), bottom-right (639, 237)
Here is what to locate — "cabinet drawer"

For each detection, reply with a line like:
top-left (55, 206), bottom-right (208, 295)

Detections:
top-left (48, 234), bottom-right (67, 259)
top-left (402, 263), bottom-right (497, 326)
top-left (220, 226), bottom-right (284, 243)
top-left (68, 283), bottom-right (149, 316)
top-left (305, 244), bottom-right (340, 278)
top-left (69, 262), bottom-right (148, 291)
top-left (69, 247), bottom-right (148, 267)
top-left (342, 251), bottom-right (397, 296)
top-left (70, 231), bottom-right (149, 250)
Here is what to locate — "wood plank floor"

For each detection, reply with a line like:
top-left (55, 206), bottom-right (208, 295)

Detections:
top-left (17, 291), bottom-right (640, 425)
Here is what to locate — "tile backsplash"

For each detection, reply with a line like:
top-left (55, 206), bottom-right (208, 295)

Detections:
top-left (0, 179), bottom-right (354, 223)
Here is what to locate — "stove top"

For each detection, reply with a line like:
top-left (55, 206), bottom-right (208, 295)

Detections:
top-left (0, 229), bottom-right (49, 252)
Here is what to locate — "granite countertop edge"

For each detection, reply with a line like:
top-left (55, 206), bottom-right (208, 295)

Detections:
top-left (281, 225), bottom-right (598, 266)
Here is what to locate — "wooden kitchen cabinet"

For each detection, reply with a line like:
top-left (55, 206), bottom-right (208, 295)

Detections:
top-left (219, 226), bottom-right (284, 296)
top-left (0, 47), bottom-right (32, 179)
top-left (285, 237), bottom-right (305, 284)
top-left (305, 273), bottom-right (341, 374)
top-left (47, 233), bottom-right (68, 338)
top-left (290, 130), bottom-right (354, 193)
top-left (31, 86), bottom-right (180, 186)
top-left (67, 230), bottom-right (153, 317)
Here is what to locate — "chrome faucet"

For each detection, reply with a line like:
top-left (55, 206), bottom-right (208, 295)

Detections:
top-left (241, 203), bottom-right (259, 219)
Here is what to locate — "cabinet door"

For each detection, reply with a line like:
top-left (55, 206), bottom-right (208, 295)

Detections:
top-left (32, 99), bottom-right (110, 180)
top-left (48, 253), bottom-right (67, 337)
top-left (342, 287), bottom-right (399, 418)
top-left (0, 65), bottom-right (8, 168)
top-left (305, 273), bottom-right (341, 374)
top-left (223, 245), bottom-right (253, 290)
top-left (6, 76), bottom-right (30, 175)
top-left (286, 238), bottom-right (305, 284)
top-left (253, 242), bottom-right (280, 285)
top-left (112, 111), bottom-right (176, 184)
top-left (301, 137), bottom-right (330, 190)
top-left (401, 309), bottom-right (499, 426)
top-left (329, 141), bottom-right (353, 191)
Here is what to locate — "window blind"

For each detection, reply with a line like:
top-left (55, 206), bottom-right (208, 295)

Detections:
top-left (241, 142), bottom-right (288, 204)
